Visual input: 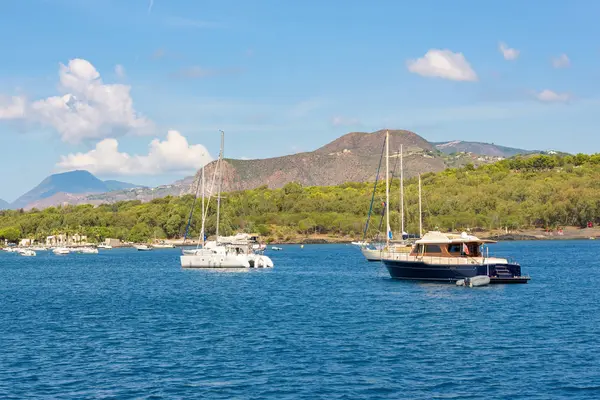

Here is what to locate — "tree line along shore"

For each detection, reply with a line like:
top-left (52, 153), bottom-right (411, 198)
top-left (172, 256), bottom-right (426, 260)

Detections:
top-left (0, 153), bottom-right (599, 245)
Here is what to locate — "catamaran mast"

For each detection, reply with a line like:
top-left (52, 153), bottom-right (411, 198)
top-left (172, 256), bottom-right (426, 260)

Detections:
top-left (400, 144), bottom-right (404, 238)
top-left (385, 130), bottom-right (390, 247)
top-left (215, 130), bottom-right (224, 242)
top-left (200, 164), bottom-right (205, 248)
top-left (418, 174), bottom-right (423, 238)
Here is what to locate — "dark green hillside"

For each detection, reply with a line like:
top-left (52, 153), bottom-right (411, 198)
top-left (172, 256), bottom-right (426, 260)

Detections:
top-left (1, 154), bottom-right (599, 243)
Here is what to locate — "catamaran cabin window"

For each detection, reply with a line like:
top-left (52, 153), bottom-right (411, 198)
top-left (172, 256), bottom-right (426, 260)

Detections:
top-left (424, 245), bottom-right (442, 253)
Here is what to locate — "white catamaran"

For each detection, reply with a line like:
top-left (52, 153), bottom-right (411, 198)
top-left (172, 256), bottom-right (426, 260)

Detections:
top-left (180, 131), bottom-right (273, 269)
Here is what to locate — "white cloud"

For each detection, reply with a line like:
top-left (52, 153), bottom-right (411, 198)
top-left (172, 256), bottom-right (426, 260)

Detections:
top-left (552, 54), bottom-right (570, 68)
top-left (0, 96), bottom-right (26, 119)
top-left (0, 58), bottom-right (152, 142)
top-left (115, 64), bottom-right (126, 78)
top-left (499, 42), bottom-right (519, 60)
top-left (56, 130), bottom-right (212, 175)
top-left (535, 89), bottom-right (571, 103)
top-left (406, 49), bottom-right (478, 81)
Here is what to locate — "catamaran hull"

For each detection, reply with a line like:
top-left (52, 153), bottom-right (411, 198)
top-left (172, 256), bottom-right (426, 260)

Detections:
top-left (383, 261), bottom-right (528, 283)
top-left (180, 255), bottom-right (250, 269)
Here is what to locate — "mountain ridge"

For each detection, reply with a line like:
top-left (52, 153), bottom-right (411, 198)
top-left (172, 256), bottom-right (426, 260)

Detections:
top-left (3, 130), bottom-right (568, 210)
top-left (187, 129), bottom-right (492, 195)
top-left (434, 140), bottom-right (536, 158)
top-left (10, 170), bottom-right (142, 210)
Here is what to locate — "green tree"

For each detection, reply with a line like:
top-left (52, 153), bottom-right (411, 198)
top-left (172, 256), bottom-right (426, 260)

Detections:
top-left (128, 223), bottom-right (151, 243)
top-left (0, 226), bottom-right (22, 242)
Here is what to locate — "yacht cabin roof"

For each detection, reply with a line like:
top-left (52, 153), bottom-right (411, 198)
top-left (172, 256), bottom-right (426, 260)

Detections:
top-left (415, 231), bottom-right (497, 245)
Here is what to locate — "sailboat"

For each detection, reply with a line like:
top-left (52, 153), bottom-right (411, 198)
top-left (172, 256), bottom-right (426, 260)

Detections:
top-left (359, 131), bottom-right (412, 261)
top-left (356, 132), bottom-right (388, 261)
top-left (180, 131), bottom-right (272, 268)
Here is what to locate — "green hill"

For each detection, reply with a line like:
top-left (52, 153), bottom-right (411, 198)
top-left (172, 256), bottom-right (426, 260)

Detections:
top-left (0, 153), bottom-right (599, 243)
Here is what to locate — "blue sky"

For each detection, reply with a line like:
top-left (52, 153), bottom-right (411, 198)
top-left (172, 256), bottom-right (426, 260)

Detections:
top-left (1, 0), bottom-right (599, 201)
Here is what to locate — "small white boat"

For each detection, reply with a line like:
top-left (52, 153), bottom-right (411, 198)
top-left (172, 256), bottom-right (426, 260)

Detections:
top-left (19, 249), bottom-right (36, 257)
top-left (53, 247), bottom-right (70, 255)
top-left (152, 243), bottom-right (175, 249)
top-left (271, 246), bottom-right (282, 251)
top-left (351, 241), bottom-right (368, 246)
top-left (97, 244), bottom-right (113, 249)
top-left (457, 275), bottom-right (491, 287)
top-left (135, 244), bottom-right (153, 251)
top-left (77, 247), bottom-right (99, 254)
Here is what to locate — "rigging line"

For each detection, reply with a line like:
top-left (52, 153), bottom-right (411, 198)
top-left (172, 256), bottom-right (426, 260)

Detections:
top-left (195, 156), bottom-right (221, 248)
top-left (182, 171), bottom-right (203, 245)
top-left (371, 149), bottom-right (400, 242)
top-left (362, 138), bottom-right (386, 241)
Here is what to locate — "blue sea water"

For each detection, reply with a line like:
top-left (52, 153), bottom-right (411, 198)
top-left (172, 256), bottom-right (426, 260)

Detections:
top-left (1, 241), bottom-right (600, 399)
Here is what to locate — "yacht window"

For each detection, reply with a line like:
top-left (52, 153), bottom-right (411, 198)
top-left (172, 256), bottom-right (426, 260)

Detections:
top-left (448, 244), bottom-right (461, 253)
top-left (425, 245), bottom-right (442, 253)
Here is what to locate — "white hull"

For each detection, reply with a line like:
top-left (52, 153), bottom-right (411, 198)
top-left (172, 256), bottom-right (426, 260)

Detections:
top-left (76, 247), bottom-right (99, 254)
top-left (180, 253), bottom-right (250, 268)
top-left (361, 248), bottom-right (382, 261)
top-left (53, 248), bottom-right (70, 255)
top-left (247, 253), bottom-right (274, 268)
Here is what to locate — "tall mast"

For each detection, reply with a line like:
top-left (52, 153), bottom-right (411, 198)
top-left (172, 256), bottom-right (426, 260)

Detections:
top-left (400, 144), bottom-right (404, 238)
top-left (215, 130), bottom-right (224, 242)
top-left (385, 130), bottom-right (390, 247)
top-left (418, 174), bottom-right (423, 238)
top-left (200, 163), bottom-right (205, 248)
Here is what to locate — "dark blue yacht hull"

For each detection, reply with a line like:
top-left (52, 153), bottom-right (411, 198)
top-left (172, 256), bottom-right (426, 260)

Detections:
top-left (383, 260), bottom-right (529, 284)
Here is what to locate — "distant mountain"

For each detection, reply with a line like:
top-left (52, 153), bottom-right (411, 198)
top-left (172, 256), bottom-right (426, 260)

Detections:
top-left (185, 130), bottom-right (449, 194)
top-left (6, 131), bottom-right (567, 210)
top-left (434, 141), bottom-right (536, 158)
top-left (0, 198), bottom-right (9, 210)
top-left (11, 170), bottom-right (142, 210)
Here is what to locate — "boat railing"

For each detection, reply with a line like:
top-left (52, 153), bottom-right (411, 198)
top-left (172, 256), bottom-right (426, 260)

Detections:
top-left (383, 253), bottom-right (488, 266)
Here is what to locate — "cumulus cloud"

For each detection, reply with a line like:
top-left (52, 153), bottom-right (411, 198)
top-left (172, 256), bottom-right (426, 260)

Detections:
top-left (535, 89), bottom-right (571, 103)
top-left (552, 54), bottom-right (570, 68)
top-left (499, 42), bottom-right (519, 60)
top-left (0, 58), bottom-right (151, 142)
top-left (0, 96), bottom-right (26, 119)
top-left (56, 130), bottom-right (212, 175)
top-left (406, 49), bottom-right (478, 81)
